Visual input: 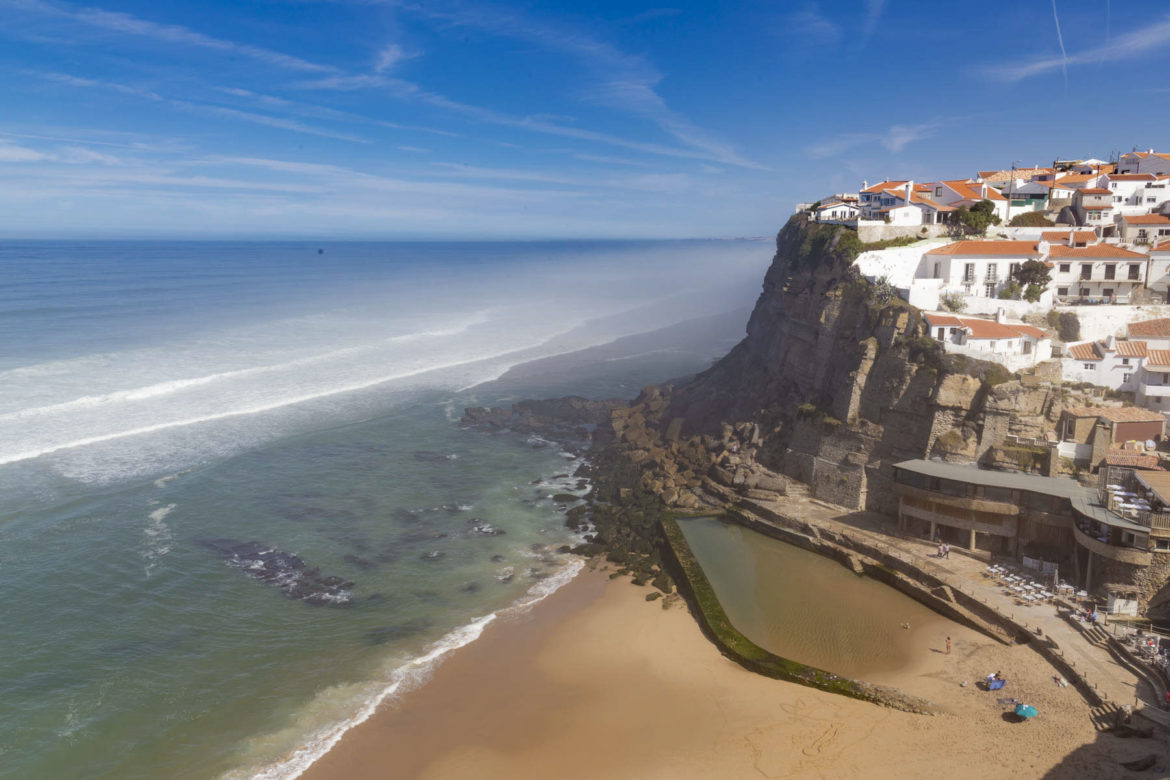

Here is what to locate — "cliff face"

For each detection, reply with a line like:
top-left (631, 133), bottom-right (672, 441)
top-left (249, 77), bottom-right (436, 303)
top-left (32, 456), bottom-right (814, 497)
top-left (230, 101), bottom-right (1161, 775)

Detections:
top-left (606, 215), bottom-right (1064, 515)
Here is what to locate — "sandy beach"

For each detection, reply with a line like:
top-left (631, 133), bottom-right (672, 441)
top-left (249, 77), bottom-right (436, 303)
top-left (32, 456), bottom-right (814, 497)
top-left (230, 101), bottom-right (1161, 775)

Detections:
top-left (299, 563), bottom-right (1164, 780)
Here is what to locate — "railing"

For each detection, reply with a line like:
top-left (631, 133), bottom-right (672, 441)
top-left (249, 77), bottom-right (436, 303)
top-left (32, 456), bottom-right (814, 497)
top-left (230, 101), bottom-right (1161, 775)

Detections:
top-left (1139, 511), bottom-right (1170, 532)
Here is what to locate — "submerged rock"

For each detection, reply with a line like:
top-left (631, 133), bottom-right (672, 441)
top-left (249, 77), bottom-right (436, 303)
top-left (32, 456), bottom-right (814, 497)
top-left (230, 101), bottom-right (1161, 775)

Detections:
top-left (421, 551), bottom-right (445, 561)
top-left (469, 517), bottom-right (505, 536)
top-left (414, 450), bottom-right (458, 463)
top-left (201, 538), bottom-right (354, 606)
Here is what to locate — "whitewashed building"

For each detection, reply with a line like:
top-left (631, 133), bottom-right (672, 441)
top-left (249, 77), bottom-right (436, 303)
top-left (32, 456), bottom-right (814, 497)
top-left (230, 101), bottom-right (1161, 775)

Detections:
top-left (1117, 214), bottom-right (1170, 246)
top-left (1147, 240), bottom-right (1170, 304)
top-left (923, 310), bottom-right (1051, 370)
top-left (1118, 150), bottom-right (1170, 176)
top-left (812, 200), bottom-right (859, 224)
top-left (917, 240), bottom-right (1047, 300)
top-left (1102, 173), bottom-right (1170, 216)
top-left (926, 179), bottom-right (1010, 222)
top-left (1064, 337), bottom-right (1147, 391)
top-left (1073, 187), bottom-right (1115, 227)
top-left (1047, 243), bottom-right (1149, 304)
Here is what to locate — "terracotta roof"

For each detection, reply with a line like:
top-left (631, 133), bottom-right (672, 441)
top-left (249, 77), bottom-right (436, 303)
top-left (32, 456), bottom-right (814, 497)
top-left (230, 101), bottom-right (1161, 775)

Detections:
top-left (1107, 174), bottom-right (1158, 182)
top-left (1064, 406), bottom-right (1167, 423)
top-left (1152, 240), bottom-right (1170, 252)
top-left (1079, 188), bottom-right (1112, 195)
top-left (924, 312), bottom-right (1046, 340)
top-left (1114, 340), bottom-right (1149, 358)
top-left (1146, 349), bottom-right (1170, 369)
top-left (925, 240), bottom-right (1039, 256)
top-left (1056, 173), bottom-right (1099, 184)
top-left (862, 180), bottom-right (907, 194)
top-left (909, 192), bottom-right (955, 211)
top-left (1104, 452), bottom-right (1164, 470)
top-left (940, 179), bottom-right (1007, 201)
top-left (1129, 318), bottom-right (1170, 339)
top-left (1042, 230), bottom-right (1097, 244)
top-left (1121, 215), bottom-right (1170, 225)
top-left (1067, 341), bottom-right (1103, 361)
top-left (1047, 244), bottom-right (1147, 259)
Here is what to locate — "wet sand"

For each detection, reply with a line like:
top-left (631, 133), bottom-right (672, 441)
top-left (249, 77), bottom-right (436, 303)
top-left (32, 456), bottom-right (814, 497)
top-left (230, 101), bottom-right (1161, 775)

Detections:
top-left (301, 565), bottom-right (1164, 780)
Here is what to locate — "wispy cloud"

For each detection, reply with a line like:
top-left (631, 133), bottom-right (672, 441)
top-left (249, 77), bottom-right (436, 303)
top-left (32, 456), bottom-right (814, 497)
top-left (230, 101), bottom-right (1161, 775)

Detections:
top-left (375, 43), bottom-right (414, 73)
top-left (805, 121), bottom-right (941, 158)
top-left (4, 0), bottom-right (336, 73)
top-left (985, 14), bottom-right (1170, 82)
top-left (34, 72), bottom-right (369, 143)
top-left (386, 1), bottom-right (760, 169)
top-left (786, 4), bottom-right (840, 46)
top-left (0, 140), bottom-right (52, 162)
top-left (861, 0), bottom-right (886, 44)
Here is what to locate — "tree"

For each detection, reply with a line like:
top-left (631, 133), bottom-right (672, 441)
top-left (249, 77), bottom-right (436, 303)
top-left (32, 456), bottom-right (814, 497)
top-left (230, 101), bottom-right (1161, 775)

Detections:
top-left (952, 199), bottom-right (1003, 236)
top-left (1008, 211), bottom-right (1052, 227)
top-left (1011, 259), bottom-right (1051, 302)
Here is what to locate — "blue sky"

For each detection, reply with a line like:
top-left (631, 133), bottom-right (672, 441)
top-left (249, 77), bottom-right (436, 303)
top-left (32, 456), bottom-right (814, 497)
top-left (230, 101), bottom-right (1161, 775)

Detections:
top-left (0, 0), bottom-right (1167, 238)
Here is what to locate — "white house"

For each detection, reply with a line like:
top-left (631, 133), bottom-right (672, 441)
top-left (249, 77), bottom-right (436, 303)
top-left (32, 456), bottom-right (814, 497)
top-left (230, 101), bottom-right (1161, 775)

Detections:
top-left (1073, 187), bottom-right (1115, 227)
top-left (857, 180), bottom-right (953, 225)
top-left (1127, 318), bottom-right (1170, 349)
top-left (923, 310), bottom-right (1051, 370)
top-left (1118, 150), bottom-right (1170, 176)
top-left (1063, 336), bottom-right (1147, 391)
top-left (812, 200), bottom-right (859, 224)
top-left (1102, 173), bottom-right (1170, 216)
top-left (1116, 214), bottom-right (1170, 246)
top-left (1072, 159), bottom-right (1115, 175)
top-left (926, 179), bottom-right (1010, 222)
top-left (918, 240), bottom-right (1045, 299)
top-left (1047, 243), bottom-right (1148, 304)
top-left (1147, 240), bottom-right (1170, 303)
top-left (1136, 349), bottom-right (1170, 414)
top-left (1042, 229), bottom-right (1096, 248)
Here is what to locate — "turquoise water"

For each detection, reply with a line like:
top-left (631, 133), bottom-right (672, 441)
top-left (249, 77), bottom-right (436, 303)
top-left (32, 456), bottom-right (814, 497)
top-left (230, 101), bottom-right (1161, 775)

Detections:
top-left (0, 240), bottom-right (771, 779)
top-left (677, 517), bottom-right (954, 680)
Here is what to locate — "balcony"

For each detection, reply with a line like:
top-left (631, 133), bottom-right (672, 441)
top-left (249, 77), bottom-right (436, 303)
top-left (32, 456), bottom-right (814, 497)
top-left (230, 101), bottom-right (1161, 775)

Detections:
top-left (1073, 524), bottom-right (1152, 564)
top-left (1140, 383), bottom-right (1170, 398)
top-left (894, 483), bottom-right (1019, 514)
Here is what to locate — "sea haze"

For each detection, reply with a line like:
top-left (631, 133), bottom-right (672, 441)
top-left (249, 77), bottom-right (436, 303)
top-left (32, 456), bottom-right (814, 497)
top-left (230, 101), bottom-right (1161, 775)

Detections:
top-left (0, 239), bottom-right (770, 779)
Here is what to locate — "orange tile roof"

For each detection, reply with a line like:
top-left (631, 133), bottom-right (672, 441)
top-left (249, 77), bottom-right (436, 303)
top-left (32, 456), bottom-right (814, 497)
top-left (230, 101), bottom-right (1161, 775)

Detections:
top-left (1068, 341), bottom-right (1103, 360)
top-left (1114, 340), bottom-right (1149, 358)
top-left (1064, 406), bottom-right (1167, 423)
top-left (1152, 240), bottom-right (1170, 252)
top-left (925, 240), bottom-right (1039, 256)
top-left (1047, 244), bottom-right (1147, 259)
top-left (1121, 215), bottom-right (1170, 225)
top-left (924, 313), bottom-right (1046, 340)
top-left (909, 192), bottom-right (955, 211)
top-left (940, 179), bottom-right (1007, 201)
top-left (1147, 349), bottom-right (1170, 369)
top-left (1107, 173), bottom-right (1158, 181)
top-left (1042, 230), bottom-right (1097, 244)
top-left (1129, 318), bottom-right (1170, 339)
top-left (1104, 452), bottom-right (1163, 470)
top-left (1079, 187), bottom-right (1112, 195)
top-left (862, 180), bottom-right (907, 194)
top-left (1056, 173), bottom-right (1098, 184)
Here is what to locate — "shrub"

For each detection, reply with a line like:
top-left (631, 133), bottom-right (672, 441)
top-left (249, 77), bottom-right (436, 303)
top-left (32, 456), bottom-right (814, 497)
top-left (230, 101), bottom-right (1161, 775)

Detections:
top-left (1008, 211), bottom-right (1053, 227)
top-left (1045, 310), bottom-right (1081, 342)
top-left (940, 291), bottom-right (966, 312)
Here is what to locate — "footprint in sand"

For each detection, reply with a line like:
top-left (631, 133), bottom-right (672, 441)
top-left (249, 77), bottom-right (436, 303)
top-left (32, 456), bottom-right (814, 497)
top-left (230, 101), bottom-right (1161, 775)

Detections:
top-left (802, 724), bottom-right (840, 757)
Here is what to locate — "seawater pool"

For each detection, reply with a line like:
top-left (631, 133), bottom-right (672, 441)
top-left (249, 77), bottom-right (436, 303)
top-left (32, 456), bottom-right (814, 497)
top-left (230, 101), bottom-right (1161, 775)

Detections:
top-left (677, 516), bottom-right (959, 681)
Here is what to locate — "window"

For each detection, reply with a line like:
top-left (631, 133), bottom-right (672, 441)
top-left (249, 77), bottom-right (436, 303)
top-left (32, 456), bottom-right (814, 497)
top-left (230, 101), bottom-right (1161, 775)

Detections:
top-left (964, 263), bottom-right (975, 282)
top-left (933, 262), bottom-right (940, 278)
top-left (1148, 197), bottom-right (1157, 203)
top-left (1009, 262), bottom-right (1019, 278)
top-left (986, 263), bottom-right (998, 282)
top-left (1114, 196), bottom-right (1123, 202)
top-left (1122, 358), bottom-right (1130, 366)
top-left (937, 327), bottom-right (946, 340)
top-left (1123, 372), bottom-right (1132, 383)
top-left (1080, 287), bottom-right (1090, 297)
top-left (1083, 363), bottom-right (1095, 370)
top-left (1057, 287), bottom-right (1069, 296)
top-left (1103, 288), bottom-right (1114, 299)
top-left (984, 282), bottom-right (996, 297)
top-left (1104, 264), bottom-right (1116, 280)
top-left (1130, 264), bottom-right (1141, 280)
top-left (1164, 373), bottom-right (1169, 383)
top-left (1059, 263), bottom-right (1070, 273)
top-left (1081, 263), bottom-right (1092, 279)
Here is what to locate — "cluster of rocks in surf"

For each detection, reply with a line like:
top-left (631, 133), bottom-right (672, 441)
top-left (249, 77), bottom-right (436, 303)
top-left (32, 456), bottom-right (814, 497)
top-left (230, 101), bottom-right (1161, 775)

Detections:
top-left (201, 538), bottom-right (355, 606)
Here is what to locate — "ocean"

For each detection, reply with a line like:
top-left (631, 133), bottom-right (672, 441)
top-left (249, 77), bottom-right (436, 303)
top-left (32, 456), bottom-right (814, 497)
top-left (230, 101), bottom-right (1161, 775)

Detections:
top-left (0, 239), bottom-right (772, 779)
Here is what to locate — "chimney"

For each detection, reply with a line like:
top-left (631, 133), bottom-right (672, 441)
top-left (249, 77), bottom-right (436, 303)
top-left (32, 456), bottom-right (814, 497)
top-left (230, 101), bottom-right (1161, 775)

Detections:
top-left (1038, 239), bottom-right (1050, 256)
top-left (862, 180), bottom-right (868, 190)
top-left (904, 180), bottom-right (913, 202)
top-left (1105, 334), bottom-right (1116, 349)
top-left (995, 308), bottom-right (1007, 324)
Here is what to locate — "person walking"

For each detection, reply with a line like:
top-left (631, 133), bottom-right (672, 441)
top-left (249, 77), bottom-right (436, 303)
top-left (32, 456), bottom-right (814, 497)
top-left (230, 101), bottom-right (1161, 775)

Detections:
top-left (944, 543), bottom-right (950, 559)
top-left (946, 636), bottom-right (952, 655)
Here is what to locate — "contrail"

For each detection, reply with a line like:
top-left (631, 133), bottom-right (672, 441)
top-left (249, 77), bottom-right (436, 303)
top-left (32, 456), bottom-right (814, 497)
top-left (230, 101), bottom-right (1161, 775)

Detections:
top-left (1051, 0), bottom-right (1068, 88)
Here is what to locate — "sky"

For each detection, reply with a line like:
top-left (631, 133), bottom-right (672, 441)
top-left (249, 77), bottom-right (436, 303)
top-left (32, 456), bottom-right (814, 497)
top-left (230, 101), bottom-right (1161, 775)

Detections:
top-left (0, 0), bottom-right (1168, 239)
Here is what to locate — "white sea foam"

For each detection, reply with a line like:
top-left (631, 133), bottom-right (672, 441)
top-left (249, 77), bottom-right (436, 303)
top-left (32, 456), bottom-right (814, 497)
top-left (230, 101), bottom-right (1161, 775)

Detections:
top-left (141, 503), bottom-right (176, 577)
top-left (227, 557), bottom-right (585, 780)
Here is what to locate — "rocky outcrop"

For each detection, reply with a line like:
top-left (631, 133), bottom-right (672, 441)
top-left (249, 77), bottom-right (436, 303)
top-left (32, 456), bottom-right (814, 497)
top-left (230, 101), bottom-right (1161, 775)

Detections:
top-left (591, 215), bottom-right (1068, 517)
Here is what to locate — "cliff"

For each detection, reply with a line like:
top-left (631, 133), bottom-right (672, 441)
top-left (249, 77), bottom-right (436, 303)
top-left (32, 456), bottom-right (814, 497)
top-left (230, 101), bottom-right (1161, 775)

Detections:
top-left (597, 214), bottom-right (1065, 517)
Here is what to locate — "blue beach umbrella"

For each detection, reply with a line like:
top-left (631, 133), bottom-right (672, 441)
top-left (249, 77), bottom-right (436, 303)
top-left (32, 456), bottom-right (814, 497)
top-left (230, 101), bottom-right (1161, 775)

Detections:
top-left (1015, 704), bottom-right (1038, 719)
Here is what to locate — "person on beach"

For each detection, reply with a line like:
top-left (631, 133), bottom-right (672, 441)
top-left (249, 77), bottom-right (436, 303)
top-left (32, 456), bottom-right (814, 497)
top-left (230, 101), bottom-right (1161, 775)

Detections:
top-left (943, 543), bottom-right (950, 559)
top-left (946, 636), bottom-right (952, 655)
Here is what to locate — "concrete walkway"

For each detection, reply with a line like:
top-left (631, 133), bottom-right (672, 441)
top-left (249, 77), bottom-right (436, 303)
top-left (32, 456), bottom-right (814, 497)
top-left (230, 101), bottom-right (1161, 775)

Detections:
top-left (742, 489), bottom-right (1157, 716)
